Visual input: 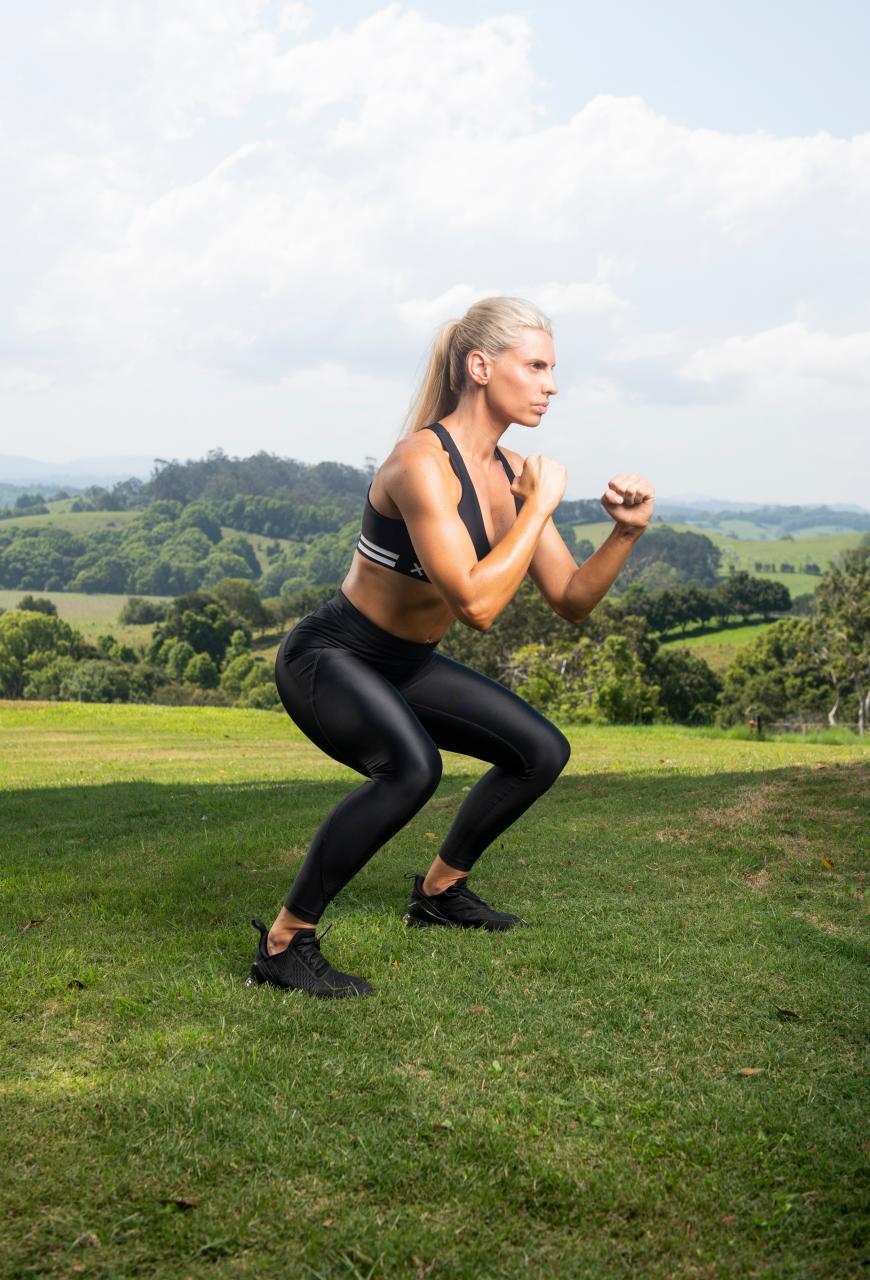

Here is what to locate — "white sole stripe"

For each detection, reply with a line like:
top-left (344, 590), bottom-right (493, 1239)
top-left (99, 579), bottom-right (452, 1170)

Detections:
top-left (357, 541), bottom-right (399, 568)
top-left (359, 531), bottom-right (399, 561)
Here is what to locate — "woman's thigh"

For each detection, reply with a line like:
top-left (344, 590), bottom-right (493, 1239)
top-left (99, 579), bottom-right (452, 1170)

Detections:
top-left (396, 651), bottom-right (570, 776)
top-left (276, 643), bottom-right (442, 781)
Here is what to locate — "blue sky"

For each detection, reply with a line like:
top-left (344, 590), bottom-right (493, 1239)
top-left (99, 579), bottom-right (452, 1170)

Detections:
top-left (1, 1), bottom-right (868, 503)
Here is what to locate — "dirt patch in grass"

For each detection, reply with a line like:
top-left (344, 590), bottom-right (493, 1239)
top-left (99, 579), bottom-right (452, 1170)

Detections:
top-left (697, 779), bottom-right (792, 829)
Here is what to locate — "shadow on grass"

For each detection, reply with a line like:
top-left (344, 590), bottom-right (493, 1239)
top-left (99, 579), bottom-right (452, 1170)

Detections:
top-left (3, 760), bottom-right (866, 962)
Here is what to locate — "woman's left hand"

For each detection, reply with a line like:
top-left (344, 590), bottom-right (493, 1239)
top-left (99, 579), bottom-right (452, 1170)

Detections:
top-left (600, 473), bottom-right (655, 528)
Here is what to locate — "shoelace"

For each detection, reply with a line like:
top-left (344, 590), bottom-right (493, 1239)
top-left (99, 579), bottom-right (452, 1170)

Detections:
top-left (447, 882), bottom-right (496, 911)
top-left (292, 922), bottom-right (335, 978)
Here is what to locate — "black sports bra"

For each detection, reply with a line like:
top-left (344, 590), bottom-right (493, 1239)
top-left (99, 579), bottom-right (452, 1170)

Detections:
top-left (355, 422), bottom-right (522, 582)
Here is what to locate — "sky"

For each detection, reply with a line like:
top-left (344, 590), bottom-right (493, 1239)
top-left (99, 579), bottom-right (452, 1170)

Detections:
top-left (1, 0), bottom-right (869, 503)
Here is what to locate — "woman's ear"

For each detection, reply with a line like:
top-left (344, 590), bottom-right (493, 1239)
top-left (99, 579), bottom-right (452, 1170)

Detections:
top-left (467, 348), bottom-right (490, 386)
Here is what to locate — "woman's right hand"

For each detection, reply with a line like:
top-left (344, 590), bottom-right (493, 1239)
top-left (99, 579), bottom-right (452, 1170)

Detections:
top-left (510, 455), bottom-right (568, 515)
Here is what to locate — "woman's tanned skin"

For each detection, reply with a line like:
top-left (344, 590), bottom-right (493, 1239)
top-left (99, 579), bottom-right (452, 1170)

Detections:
top-left (267, 326), bottom-right (654, 952)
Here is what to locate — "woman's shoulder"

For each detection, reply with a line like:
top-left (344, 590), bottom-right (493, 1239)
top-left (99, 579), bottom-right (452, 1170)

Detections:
top-left (498, 444), bottom-right (525, 473)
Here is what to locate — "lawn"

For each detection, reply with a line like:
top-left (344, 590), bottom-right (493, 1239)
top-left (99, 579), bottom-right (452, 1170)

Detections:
top-left (1, 704), bottom-right (867, 1278)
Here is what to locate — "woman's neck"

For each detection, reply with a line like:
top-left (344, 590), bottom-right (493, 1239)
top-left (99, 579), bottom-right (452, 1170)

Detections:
top-left (439, 398), bottom-right (506, 465)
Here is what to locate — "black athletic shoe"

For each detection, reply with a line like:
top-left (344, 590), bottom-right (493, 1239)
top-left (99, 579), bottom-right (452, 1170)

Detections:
top-left (246, 917), bottom-right (374, 998)
top-left (402, 873), bottom-right (528, 931)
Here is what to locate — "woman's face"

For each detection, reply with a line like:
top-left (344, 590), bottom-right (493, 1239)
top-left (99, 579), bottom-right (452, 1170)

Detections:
top-left (471, 327), bottom-right (558, 427)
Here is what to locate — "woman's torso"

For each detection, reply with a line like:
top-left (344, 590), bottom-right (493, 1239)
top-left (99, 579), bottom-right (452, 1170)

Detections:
top-left (340, 421), bottom-right (522, 644)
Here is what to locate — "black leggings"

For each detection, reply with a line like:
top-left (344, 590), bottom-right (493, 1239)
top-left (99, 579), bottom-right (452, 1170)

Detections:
top-left (274, 588), bottom-right (571, 923)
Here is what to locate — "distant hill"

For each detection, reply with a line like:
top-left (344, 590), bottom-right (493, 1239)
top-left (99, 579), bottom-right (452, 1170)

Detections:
top-left (0, 455), bottom-right (154, 489)
top-left (653, 501), bottom-right (870, 538)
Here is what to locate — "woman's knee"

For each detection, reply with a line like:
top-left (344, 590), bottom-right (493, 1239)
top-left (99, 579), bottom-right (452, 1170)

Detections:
top-left (532, 722), bottom-right (571, 784)
top-left (387, 740), bottom-right (443, 807)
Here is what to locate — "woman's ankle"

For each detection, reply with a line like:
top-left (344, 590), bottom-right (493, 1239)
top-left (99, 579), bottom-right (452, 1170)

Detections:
top-left (267, 924), bottom-right (315, 955)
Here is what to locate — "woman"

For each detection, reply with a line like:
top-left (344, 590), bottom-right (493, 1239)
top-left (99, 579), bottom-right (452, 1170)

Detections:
top-left (249, 296), bottom-right (654, 997)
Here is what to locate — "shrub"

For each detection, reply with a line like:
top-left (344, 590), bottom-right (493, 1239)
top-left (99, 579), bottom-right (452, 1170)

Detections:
top-left (16, 594), bottom-right (57, 616)
top-left (183, 652), bottom-right (220, 689)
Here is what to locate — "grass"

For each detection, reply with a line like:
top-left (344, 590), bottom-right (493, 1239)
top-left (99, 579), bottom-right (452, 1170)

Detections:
top-left (1, 703), bottom-right (867, 1279)
top-left (661, 622), bottom-right (774, 673)
top-left (0, 509), bottom-right (139, 535)
top-left (0, 590), bottom-right (167, 649)
top-left (575, 522), bottom-right (863, 599)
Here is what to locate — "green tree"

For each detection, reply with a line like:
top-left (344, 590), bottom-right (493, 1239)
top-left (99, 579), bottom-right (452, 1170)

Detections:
top-left (717, 618), bottom-right (836, 728)
top-left (0, 610), bottom-right (85, 698)
top-left (184, 652), bottom-right (220, 689)
top-left (211, 579), bottom-right (270, 629)
top-left (59, 660), bottom-right (131, 703)
top-left (811, 546), bottom-right (870, 734)
top-left (651, 647), bottom-right (722, 724)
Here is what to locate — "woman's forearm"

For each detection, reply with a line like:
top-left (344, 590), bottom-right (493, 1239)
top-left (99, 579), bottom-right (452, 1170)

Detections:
top-left (562, 523), bottom-right (646, 622)
top-left (459, 500), bottom-right (552, 629)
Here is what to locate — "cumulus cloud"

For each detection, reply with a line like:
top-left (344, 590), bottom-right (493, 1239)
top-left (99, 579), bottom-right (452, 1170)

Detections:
top-left (681, 321), bottom-right (870, 395)
top-left (3, 3), bottom-right (869, 498)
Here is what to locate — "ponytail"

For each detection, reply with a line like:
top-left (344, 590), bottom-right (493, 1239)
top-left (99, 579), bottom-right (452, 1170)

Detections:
top-left (397, 296), bottom-right (552, 439)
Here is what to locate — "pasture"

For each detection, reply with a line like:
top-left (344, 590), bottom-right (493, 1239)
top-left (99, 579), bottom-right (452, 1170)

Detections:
top-left (575, 521), bottom-right (863, 599)
top-left (1, 703), bottom-right (867, 1278)
top-left (0, 589), bottom-right (166, 649)
top-left (660, 621), bottom-right (773, 673)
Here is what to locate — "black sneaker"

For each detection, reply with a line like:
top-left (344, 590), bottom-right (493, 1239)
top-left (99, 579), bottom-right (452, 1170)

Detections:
top-left (402, 873), bottom-right (527, 932)
top-left (246, 917), bottom-right (374, 998)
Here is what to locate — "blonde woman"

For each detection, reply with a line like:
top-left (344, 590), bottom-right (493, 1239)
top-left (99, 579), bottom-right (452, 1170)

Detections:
top-left (250, 297), bottom-right (654, 997)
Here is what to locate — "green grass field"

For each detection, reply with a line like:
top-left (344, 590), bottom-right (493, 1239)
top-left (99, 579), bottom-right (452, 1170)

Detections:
top-left (0, 508), bottom-right (139, 535)
top-left (0, 589), bottom-right (167, 649)
top-left (575, 522), bottom-right (863, 599)
top-left (661, 622), bottom-right (773, 673)
top-left (1, 703), bottom-right (867, 1278)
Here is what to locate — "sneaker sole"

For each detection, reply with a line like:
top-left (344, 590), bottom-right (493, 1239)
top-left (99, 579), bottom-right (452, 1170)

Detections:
top-left (403, 906), bottom-right (524, 932)
top-left (245, 962), bottom-right (374, 997)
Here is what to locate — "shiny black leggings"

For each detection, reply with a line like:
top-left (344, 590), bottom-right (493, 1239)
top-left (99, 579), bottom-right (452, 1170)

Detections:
top-left (274, 589), bottom-right (571, 924)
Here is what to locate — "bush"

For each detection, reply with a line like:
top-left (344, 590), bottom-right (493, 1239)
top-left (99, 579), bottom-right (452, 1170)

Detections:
top-left (59, 659), bottom-right (131, 703)
top-left (183, 652), bottom-right (220, 689)
top-left (119, 597), bottom-right (167, 625)
top-left (237, 681), bottom-right (281, 710)
top-left (220, 653), bottom-right (257, 696)
top-left (16, 594), bottom-right (57, 616)
top-left (651, 647), bottom-right (722, 724)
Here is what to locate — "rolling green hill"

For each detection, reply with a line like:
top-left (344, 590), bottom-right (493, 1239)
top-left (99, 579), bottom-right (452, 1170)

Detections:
top-left (575, 520), bottom-right (863, 597)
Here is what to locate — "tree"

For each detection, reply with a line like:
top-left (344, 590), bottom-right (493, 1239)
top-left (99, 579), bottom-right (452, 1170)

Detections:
top-left (183, 652), bottom-right (220, 689)
top-left (716, 618), bottom-right (836, 727)
top-left (812, 546), bottom-right (870, 734)
top-left (652, 648), bottom-right (722, 724)
top-left (119, 597), bottom-right (167, 625)
top-left (210, 579), bottom-right (270, 628)
top-left (16, 594), bottom-right (57, 616)
top-left (0, 610), bottom-right (85, 698)
top-left (59, 659), bottom-right (131, 703)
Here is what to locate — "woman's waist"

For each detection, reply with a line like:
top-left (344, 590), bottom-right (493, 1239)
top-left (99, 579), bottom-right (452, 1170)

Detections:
top-left (285, 587), bottom-right (443, 659)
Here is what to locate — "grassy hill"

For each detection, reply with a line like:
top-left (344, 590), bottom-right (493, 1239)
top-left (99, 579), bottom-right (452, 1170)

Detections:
top-left (660, 621), bottom-right (772, 673)
top-left (576, 520), bottom-right (863, 597)
top-left (0, 589), bottom-right (167, 647)
top-left (0, 507), bottom-right (139, 535)
top-left (1, 703), bottom-right (866, 1278)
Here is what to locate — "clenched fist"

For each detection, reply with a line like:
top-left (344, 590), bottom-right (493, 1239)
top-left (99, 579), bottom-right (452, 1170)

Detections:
top-left (601, 473), bottom-right (655, 529)
top-left (510, 454), bottom-right (568, 517)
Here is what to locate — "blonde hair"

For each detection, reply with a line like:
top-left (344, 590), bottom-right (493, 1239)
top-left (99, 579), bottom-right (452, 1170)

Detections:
top-left (398, 296), bottom-right (552, 438)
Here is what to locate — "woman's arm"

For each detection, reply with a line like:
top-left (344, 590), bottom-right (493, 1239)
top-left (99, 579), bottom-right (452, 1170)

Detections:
top-left (501, 457), bottom-right (655, 624)
top-left (389, 440), bottom-right (565, 630)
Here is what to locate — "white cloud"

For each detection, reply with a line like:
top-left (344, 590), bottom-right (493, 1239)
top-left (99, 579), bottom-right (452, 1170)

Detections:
top-left (681, 321), bottom-right (870, 395)
top-left (0, 367), bottom-right (52, 393)
top-left (4, 3), bottom-right (869, 500)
